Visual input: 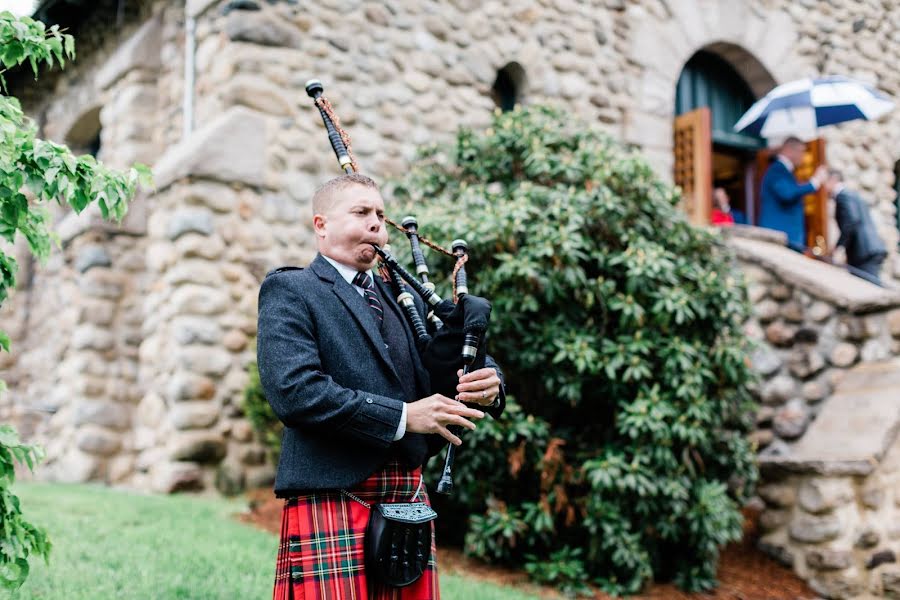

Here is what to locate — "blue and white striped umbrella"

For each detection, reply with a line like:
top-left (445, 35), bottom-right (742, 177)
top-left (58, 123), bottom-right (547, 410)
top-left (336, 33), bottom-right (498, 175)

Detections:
top-left (733, 76), bottom-right (894, 138)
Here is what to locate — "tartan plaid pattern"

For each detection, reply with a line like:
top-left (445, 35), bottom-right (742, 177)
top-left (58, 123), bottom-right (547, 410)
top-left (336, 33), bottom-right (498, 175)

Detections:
top-left (273, 460), bottom-right (439, 600)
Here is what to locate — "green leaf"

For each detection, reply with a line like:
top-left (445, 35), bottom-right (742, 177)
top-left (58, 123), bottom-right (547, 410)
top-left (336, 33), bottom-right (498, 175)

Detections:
top-left (63, 33), bottom-right (75, 58)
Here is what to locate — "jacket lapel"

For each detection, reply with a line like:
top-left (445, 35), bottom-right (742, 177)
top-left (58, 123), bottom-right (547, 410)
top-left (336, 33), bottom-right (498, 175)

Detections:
top-left (310, 255), bottom-right (400, 382)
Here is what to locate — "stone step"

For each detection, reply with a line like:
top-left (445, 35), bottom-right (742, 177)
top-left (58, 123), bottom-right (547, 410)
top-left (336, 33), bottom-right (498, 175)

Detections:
top-left (759, 358), bottom-right (900, 476)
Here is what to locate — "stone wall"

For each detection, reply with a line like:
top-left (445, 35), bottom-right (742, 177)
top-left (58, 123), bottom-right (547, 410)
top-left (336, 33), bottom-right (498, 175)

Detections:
top-left (758, 439), bottom-right (900, 599)
top-left (3, 0), bottom-right (900, 501)
top-left (132, 167), bottom-right (312, 492)
top-left (753, 357), bottom-right (900, 599)
top-left (40, 229), bottom-right (148, 484)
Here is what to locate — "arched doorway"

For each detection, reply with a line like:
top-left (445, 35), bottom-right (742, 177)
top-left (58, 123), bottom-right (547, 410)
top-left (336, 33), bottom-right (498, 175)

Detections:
top-left (674, 50), bottom-right (764, 226)
top-left (673, 47), bottom-right (829, 253)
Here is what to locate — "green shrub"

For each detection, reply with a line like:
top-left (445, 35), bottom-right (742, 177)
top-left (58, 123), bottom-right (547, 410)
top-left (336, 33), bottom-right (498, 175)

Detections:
top-left (0, 425), bottom-right (50, 590)
top-left (242, 358), bottom-right (283, 464)
top-left (394, 105), bottom-right (758, 594)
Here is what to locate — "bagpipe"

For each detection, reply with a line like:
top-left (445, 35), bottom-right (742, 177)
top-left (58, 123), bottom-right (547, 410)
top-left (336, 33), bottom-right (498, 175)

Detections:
top-left (305, 79), bottom-right (493, 495)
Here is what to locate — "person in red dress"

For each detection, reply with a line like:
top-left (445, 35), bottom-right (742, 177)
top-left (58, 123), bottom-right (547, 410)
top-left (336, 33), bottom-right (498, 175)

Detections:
top-left (711, 187), bottom-right (735, 227)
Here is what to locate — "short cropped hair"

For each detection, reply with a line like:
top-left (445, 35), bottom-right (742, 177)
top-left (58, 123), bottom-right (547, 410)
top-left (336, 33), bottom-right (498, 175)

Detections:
top-left (312, 173), bottom-right (378, 216)
top-left (828, 168), bottom-right (844, 182)
top-left (782, 136), bottom-right (805, 148)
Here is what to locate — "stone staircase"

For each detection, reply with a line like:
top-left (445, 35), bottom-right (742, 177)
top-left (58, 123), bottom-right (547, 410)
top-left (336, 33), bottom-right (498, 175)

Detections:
top-left (722, 228), bottom-right (900, 599)
top-left (756, 359), bottom-right (900, 599)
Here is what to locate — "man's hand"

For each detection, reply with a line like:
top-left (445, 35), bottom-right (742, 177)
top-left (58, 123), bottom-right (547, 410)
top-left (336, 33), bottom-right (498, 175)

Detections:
top-left (812, 165), bottom-right (829, 187)
top-left (406, 394), bottom-right (484, 446)
top-left (455, 367), bottom-right (502, 406)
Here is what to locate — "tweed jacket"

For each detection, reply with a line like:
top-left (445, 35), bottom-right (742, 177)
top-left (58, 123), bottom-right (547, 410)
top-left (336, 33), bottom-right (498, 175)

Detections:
top-left (257, 253), bottom-right (503, 496)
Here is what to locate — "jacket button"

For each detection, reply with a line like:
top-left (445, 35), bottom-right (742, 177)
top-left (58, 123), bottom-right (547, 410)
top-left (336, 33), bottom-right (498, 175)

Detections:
top-left (366, 398), bottom-right (373, 404)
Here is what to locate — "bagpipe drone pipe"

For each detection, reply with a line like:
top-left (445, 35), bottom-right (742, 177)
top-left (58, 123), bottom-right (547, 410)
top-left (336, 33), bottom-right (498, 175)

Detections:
top-left (305, 79), bottom-right (496, 494)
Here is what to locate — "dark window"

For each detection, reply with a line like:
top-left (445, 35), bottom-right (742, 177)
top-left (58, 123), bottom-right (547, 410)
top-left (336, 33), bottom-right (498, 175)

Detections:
top-left (66, 106), bottom-right (102, 158)
top-left (491, 62), bottom-right (526, 112)
top-left (86, 131), bottom-right (101, 158)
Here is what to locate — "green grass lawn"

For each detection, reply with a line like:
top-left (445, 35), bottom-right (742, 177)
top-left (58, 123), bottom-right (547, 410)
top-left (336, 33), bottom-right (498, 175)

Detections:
top-left (4, 483), bottom-right (539, 600)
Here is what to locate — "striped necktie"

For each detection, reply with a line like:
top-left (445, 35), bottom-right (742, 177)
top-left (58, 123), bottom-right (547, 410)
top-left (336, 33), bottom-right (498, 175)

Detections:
top-left (352, 271), bottom-right (384, 325)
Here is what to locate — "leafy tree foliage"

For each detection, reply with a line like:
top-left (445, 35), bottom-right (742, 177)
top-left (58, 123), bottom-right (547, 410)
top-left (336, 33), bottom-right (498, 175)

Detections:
top-left (391, 105), bottom-right (758, 594)
top-left (0, 424), bottom-right (49, 589)
top-left (0, 12), bottom-right (149, 589)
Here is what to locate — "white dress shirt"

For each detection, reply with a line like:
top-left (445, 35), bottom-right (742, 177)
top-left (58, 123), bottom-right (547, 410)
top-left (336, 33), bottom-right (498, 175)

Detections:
top-left (322, 255), bottom-right (407, 440)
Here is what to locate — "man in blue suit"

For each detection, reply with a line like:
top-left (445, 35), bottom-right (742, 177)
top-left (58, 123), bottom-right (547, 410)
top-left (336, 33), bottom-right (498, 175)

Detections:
top-left (258, 173), bottom-right (505, 598)
top-left (759, 136), bottom-right (828, 250)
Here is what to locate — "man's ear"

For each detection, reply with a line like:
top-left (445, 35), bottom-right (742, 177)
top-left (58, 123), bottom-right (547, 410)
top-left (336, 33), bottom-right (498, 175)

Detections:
top-left (313, 214), bottom-right (327, 238)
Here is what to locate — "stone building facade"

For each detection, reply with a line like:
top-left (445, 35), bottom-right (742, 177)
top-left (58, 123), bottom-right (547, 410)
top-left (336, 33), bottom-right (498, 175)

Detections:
top-left (3, 0), bottom-right (900, 594)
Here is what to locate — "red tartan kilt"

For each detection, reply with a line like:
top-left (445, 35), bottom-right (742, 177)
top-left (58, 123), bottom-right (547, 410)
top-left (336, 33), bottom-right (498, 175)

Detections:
top-left (273, 460), bottom-right (440, 600)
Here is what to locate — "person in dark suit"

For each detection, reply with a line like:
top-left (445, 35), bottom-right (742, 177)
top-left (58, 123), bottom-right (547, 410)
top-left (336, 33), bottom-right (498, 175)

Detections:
top-left (258, 172), bottom-right (505, 599)
top-left (825, 169), bottom-right (888, 286)
top-left (759, 136), bottom-right (828, 250)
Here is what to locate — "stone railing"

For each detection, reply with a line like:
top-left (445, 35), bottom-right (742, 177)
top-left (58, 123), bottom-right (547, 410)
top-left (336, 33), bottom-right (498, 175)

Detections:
top-left (726, 230), bottom-right (900, 453)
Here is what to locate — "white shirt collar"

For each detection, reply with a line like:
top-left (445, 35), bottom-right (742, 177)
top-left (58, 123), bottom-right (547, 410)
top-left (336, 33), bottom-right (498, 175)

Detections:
top-left (777, 154), bottom-right (794, 171)
top-left (831, 183), bottom-right (845, 198)
top-left (322, 254), bottom-right (376, 295)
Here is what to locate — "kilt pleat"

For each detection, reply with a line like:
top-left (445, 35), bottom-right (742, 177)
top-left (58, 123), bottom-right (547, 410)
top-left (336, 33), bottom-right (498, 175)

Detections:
top-left (273, 461), bottom-right (439, 600)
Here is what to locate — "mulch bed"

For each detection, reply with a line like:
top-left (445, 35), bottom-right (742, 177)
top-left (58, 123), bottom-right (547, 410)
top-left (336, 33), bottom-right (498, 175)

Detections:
top-left (239, 491), bottom-right (816, 599)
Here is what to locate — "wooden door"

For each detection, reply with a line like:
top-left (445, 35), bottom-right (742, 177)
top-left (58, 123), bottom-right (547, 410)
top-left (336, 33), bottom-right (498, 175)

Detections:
top-left (755, 139), bottom-right (827, 254)
top-left (673, 108), bottom-right (712, 226)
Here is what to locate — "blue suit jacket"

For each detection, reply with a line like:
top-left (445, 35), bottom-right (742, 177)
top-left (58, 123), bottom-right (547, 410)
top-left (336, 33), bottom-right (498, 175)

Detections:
top-left (759, 159), bottom-right (815, 248)
top-left (257, 254), bottom-right (503, 496)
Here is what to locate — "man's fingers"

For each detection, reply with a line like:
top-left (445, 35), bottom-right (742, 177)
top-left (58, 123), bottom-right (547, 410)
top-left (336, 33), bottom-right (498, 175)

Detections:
top-left (456, 367), bottom-right (493, 383)
top-left (446, 404), bottom-right (484, 419)
top-left (457, 367), bottom-right (497, 383)
top-left (457, 389), bottom-right (498, 404)
top-left (456, 380), bottom-right (482, 392)
top-left (436, 425), bottom-right (462, 446)
top-left (456, 377), bottom-right (500, 392)
top-left (443, 414), bottom-right (477, 431)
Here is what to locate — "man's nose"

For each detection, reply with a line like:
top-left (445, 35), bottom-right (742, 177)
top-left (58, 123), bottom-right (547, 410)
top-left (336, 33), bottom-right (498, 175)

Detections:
top-left (367, 218), bottom-right (381, 232)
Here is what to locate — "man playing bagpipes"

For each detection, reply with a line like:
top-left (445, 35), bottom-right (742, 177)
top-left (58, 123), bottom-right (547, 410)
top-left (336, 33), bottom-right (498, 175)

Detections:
top-left (257, 172), bottom-right (506, 599)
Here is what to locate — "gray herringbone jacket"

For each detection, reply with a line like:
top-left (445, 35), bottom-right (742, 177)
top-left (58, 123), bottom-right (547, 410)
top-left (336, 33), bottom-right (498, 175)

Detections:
top-left (257, 253), bottom-right (502, 496)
